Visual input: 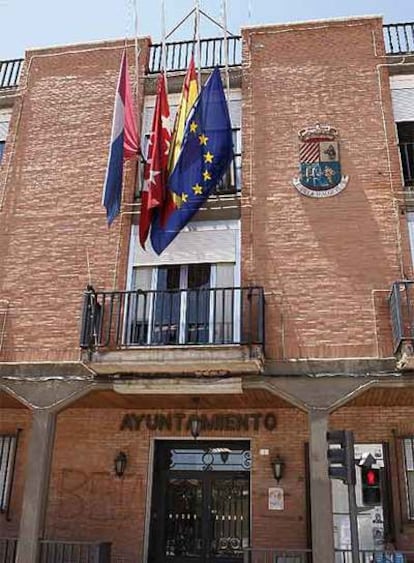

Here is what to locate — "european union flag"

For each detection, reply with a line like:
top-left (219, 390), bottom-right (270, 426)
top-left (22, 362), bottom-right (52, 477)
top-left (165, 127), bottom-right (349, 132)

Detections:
top-left (150, 67), bottom-right (233, 254)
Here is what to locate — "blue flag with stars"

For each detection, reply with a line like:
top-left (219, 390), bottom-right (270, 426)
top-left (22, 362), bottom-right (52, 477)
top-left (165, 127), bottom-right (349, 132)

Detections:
top-left (150, 67), bottom-right (233, 255)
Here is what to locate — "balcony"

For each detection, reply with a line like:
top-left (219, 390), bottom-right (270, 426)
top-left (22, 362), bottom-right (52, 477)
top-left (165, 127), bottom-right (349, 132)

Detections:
top-left (148, 35), bottom-right (242, 74)
top-left (335, 549), bottom-right (414, 562)
top-left (0, 539), bottom-right (110, 563)
top-left (1, 22), bottom-right (413, 93)
top-left (0, 59), bottom-right (23, 90)
top-left (399, 142), bottom-right (414, 188)
top-left (80, 286), bottom-right (265, 375)
top-left (383, 22), bottom-right (414, 55)
top-left (244, 548), bottom-right (312, 563)
top-left (0, 538), bottom-right (16, 563)
top-left (389, 281), bottom-right (414, 370)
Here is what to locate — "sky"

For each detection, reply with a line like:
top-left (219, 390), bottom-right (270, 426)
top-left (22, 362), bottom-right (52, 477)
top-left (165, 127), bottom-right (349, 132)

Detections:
top-left (1, 0), bottom-right (414, 60)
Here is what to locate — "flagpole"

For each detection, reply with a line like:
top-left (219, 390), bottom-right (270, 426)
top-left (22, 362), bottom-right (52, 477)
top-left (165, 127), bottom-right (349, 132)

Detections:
top-left (161, 0), bottom-right (167, 78)
top-left (221, 0), bottom-right (230, 102)
top-left (133, 0), bottom-right (140, 99)
top-left (195, 0), bottom-right (202, 91)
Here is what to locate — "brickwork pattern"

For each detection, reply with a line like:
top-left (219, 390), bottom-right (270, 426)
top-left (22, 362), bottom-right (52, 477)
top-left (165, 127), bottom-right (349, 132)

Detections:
top-left (0, 18), bottom-right (411, 363)
top-left (44, 408), bottom-right (309, 562)
top-left (0, 41), bottom-right (149, 362)
top-left (241, 17), bottom-right (412, 360)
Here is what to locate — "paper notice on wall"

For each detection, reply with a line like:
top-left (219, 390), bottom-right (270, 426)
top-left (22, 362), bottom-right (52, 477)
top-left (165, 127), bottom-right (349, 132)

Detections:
top-left (268, 487), bottom-right (284, 510)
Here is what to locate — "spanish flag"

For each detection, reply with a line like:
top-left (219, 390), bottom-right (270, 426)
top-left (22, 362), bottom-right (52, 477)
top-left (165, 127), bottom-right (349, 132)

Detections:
top-left (168, 56), bottom-right (198, 173)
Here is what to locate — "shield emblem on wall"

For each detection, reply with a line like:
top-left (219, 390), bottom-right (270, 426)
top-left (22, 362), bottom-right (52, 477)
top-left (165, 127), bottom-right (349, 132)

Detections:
top-left (293, 123), bottom-right (349, 198)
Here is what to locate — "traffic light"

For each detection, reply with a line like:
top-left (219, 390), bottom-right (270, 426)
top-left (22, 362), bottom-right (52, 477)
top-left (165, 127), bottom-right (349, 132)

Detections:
top-left (361, 466), bottom-right (381, 505)
top-left (327, 430), bottom-right (356, 485)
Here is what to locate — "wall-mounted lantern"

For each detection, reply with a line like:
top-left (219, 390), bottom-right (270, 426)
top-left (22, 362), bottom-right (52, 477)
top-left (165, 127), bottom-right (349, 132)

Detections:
top-left (114, 451), bottom-right (128, 478)
top-left (272, 454), bottom-right (285, 483)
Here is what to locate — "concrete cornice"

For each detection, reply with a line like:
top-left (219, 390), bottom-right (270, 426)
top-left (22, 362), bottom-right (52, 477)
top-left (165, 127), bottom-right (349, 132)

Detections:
top-left (264, 357), bottom-right (399, 377)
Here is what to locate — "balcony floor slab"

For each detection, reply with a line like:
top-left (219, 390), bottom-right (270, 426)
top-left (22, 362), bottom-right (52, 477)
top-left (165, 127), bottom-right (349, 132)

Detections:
top-left (84, 344), bottom-right (264, 376)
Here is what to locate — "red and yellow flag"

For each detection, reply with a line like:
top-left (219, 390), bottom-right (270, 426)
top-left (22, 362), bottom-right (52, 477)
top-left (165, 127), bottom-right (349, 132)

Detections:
top-left (168, 56), bottom-right (198, 174)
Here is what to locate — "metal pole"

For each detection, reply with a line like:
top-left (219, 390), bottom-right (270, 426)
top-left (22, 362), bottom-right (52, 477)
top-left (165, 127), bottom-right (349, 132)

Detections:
top-left (161, 0), bottom-right (167, 74)
top-left (346, 431), bottom-right (360, 563)
top-left (195, 0), bottom-right (202, 90)
top-left (220, 0), bottom-right (231, 101)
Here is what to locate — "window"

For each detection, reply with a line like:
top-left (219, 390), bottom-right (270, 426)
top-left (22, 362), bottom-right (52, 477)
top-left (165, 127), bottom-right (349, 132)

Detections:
top-left (139, 90), bottom-right (242, 196)
top-left (126, 220), bottom-right (241, 346)
top-left (397, 122), bottom-right (414, 187)
top-left (0, 109), bottom-right (11, 164)
top-left (403, 437), bottom-right (414, 518)
top-left (129, 263), bottom-right (238, 345)
top-left (0, 434), bottom-right (17, 513)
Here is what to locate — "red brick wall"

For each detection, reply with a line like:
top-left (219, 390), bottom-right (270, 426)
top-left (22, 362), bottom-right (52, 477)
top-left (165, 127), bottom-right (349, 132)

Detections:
top-left (0, 17), bottom-right (410, 364)
top-left (241, 17), bottom-right (412, 360)
top-left (0, 40), bottom-right (149, 362)
top-left (0, 408), bottom-right (31, 537)
top-left (331, 406), bottom-right (414, 550)
top-left (45, 408), bottom-right (309, 562)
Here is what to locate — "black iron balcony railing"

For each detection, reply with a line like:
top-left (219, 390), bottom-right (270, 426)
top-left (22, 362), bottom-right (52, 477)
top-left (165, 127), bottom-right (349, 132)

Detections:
top-left (383, 22), bottom-right (414, 55)
top-left (80, 286), bottom-right (264, 350)
top-left (243, 547), bottom-right (312, 563)
top-left (1, 23), bottom-right (413, 91)
top-left (0, 59), bottom-right (23, 90)
top-left (389, 280), bottom-right (414, 354)
top-left (148, 35), bottom-right (242, 74)
top-left (0, 538), bottom-right (16, 563)
top-left (335, 549), bottom-right (414, 562)
top-left (38, 540), bottom-right (111, 563)
top-left (399, 142), bottom-right (414, 187)
top-left (0, 539), bottom-right (110, 563)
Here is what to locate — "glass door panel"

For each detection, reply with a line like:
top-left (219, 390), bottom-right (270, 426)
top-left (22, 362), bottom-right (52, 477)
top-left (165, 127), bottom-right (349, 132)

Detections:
top-left (153, 266), bottom-right (181, 344)
top-left (164, 478), bottom-right (204, 560)
top-left (186, 264), bottom-right (211, 343)
top-left (208, 475), bottom-right (250, 563)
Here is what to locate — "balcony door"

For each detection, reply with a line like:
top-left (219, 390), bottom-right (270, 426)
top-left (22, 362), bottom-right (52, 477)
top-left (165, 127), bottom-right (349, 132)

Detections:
top-left (129, 261), bottom-right (240, 346)
top-left (148, 441), bottom-right (251, 563)
top-left (152, 264), bottom-right (211, 344)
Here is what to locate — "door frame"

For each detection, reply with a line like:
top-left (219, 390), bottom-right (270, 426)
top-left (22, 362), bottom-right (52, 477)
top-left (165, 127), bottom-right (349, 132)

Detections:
top-left (142, 437), bottom-right (252, 563)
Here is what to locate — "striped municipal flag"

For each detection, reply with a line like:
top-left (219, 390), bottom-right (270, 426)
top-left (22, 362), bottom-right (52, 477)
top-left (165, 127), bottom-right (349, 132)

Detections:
top-left (102, 50), bottom-right (139, 226)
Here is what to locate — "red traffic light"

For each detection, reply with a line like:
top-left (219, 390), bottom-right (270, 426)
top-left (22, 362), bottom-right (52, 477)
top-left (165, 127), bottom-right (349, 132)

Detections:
top-left (361, 466), bottom-right (381, 505)
top-left (366, 469), bottom-right (377, 486)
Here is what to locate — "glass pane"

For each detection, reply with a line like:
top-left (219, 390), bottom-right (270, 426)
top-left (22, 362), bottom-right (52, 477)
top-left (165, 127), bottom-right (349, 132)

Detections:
top-left (170, 448), bottom-right (251, 472)
top-left (404, 438), bottom-right (414, 470)
top-left (188, 265), bottom-right (210, 290)
top-left (0, 435), bottom-right (16, 511)
top-left (164, 478), bottom-right (203, 558)
top-left (210, 477), bottom-right (250, 557)
top-left (186, 265), bottom-right (210, 343)
top-left (407, 472), bottom-right (414, 518)
top-left (128, 267), bottom-right (154, 344)
top-left (153, 267), bottom-right (181, 344)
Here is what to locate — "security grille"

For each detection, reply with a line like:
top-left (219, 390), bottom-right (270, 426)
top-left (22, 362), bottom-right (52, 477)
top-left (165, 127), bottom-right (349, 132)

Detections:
top-left (0, 434), bottom-right (17, 514)
top-left (403, 437), bottom-right (414, 519)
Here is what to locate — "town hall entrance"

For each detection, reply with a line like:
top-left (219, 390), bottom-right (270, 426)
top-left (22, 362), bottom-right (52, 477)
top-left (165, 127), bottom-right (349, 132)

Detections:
top-left (148, 441), bottom-right (251, 563)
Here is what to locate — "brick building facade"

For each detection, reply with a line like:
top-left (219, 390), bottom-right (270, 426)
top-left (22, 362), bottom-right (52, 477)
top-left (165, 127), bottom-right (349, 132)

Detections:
top-left (1, 14), bottom-right (414, 563)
